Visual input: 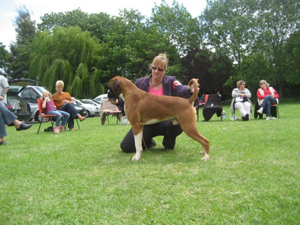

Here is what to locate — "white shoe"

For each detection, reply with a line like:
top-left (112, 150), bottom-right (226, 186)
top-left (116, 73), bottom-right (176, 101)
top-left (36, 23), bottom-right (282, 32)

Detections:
top-left (271, 117), bottom-right (277, 120)
top-left (266, 116), bottom-right (271, 120)
top-left (257, 107), bottom-right (263, 114)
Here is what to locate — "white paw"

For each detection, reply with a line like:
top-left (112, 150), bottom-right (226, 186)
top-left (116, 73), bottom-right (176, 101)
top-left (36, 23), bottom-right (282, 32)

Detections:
top-left (201, 155), bottom-right (210, 161)
top-left (199, 150), bottom-right (205, 155)
top-left (132, 154), bottom-right (141, 161)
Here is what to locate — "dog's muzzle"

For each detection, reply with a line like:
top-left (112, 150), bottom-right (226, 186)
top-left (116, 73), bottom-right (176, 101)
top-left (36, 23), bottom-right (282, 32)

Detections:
top-left (107, 88), bottom-right (118, 100)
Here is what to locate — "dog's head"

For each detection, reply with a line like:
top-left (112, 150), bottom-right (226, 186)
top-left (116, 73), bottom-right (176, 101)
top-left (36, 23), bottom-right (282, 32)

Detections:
top-left (108, 76), bottom-right (123, 102)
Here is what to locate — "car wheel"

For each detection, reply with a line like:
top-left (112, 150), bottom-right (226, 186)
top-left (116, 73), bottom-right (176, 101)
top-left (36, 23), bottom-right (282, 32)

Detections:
top-left (87, 110), bottom-right (91, 117)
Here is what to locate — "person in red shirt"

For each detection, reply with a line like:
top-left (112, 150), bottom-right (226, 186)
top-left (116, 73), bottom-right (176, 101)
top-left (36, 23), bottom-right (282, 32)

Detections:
top-left (256, 80), bottom-right (279, 120)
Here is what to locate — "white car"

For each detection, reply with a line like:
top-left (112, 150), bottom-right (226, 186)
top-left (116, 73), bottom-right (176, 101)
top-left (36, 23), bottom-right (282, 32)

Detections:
top-left (72, 97), bottom-right (100, 117)
top-left (93, 94), bottom-right (108, 106)
top-left (81, 99), bottom-right (101, 109)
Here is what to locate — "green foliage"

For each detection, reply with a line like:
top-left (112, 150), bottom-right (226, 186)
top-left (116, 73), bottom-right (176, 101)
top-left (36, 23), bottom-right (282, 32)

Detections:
top-left (0, 43), bottom-right (9, 72)
top-left (0, 103), bottom-right (299, 223)
top-left (181, 49), bottom-right (232, 96)
top-left (282, 30), bottom-right (300, 85)
top-left (7, 6), bottom-right (36, 78)
top-left (7, 0), bottom-right (299, 98)
top-left (151, 0), bottom-right (202, 55)
top-left (29, 27), bottom-right (103, 97)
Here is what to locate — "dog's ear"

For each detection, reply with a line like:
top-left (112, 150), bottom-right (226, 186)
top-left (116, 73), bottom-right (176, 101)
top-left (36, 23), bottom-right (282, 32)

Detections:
top-left (112, 79), bottom-right (119, 92)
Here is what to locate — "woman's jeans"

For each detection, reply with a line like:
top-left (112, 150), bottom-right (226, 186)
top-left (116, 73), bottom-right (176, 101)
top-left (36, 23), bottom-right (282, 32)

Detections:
top-left (260, 95), bottom-right (277, 116)
top-left (0, 102), bottom-right (18, 137)
top-left (59, 103), bottom-right (78, 129)
top-left (48, 110), bottom-right (70, 127)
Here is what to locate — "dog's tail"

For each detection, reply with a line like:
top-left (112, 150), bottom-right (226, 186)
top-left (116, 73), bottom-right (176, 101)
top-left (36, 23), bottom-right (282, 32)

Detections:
top-left (188, 79), bottom-right (199, 105)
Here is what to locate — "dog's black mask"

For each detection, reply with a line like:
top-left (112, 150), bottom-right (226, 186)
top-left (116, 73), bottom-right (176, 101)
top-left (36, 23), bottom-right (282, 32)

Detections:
top-left (107, 88), bottom-right (118, 100)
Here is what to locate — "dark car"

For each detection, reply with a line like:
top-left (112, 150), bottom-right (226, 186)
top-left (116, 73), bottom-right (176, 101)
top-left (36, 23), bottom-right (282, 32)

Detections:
top-left (6, 81), bottom-right (32, 121)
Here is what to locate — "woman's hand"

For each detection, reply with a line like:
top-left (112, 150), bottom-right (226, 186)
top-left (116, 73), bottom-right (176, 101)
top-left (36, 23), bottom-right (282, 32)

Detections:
top-left (62, 99), bottom-right (69, 104)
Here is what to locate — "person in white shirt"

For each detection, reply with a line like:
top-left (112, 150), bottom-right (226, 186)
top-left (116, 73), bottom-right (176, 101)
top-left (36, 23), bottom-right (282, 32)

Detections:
top-left (230, 80), bottom-right (252, 121)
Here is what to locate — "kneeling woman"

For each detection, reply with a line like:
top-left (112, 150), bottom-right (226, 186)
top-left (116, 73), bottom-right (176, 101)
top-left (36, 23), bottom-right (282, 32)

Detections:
top-left (52, 80), bottom-right (86, 131)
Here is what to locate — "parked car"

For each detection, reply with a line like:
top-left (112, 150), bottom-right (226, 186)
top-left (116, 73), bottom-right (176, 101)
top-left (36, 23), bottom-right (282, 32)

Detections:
top-left (93, 94), bottom-right (108, 106)
top-left (6, 84), bottom-right (32, 121)
top-left (72, 97), bottom-right (100, 117)
top-left (9, 78), bottom-right (88, 121)
top-left (81, 99), bottom-right (101, 109)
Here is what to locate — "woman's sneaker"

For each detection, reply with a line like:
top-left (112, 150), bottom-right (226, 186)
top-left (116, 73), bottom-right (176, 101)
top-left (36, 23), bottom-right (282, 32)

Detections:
top-left (266, 116), bottom-right (271, 120)
top-left (257, 107), bottom-right (263, 114)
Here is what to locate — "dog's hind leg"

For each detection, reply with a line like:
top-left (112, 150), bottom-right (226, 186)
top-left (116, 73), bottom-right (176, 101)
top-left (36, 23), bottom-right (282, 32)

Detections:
top-left (132, 126), bottom-right (143, 161)
top-left (181, 123), bottom-right (210, 161)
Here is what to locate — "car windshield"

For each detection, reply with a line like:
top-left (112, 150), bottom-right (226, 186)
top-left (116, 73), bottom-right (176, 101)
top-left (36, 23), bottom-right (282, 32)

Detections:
top-left (81, 100), bottom-right (92, 104)
top-left (35, 86), bottom-right (48, 93)
top-left (94, 96), bottom-right (108, 103)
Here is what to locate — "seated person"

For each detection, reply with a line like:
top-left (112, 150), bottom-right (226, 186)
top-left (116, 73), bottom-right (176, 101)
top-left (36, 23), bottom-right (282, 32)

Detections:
top-left (41, 91), bottom-right (70, 133)
top-left (0, 103), bottom-right (32, 145)
top-left (230, 80), bottom-right (252, 121)
top-left (256, 80), bottom-right (279, 120)
top-left (52, 80), bottom-right (86, 131)
top-left (120, 53), bottom-right (198, 152)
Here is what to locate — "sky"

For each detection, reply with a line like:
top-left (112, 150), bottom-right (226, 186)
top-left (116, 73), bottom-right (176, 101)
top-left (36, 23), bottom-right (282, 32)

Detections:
top-left (0, 0), bottom-right (207, 51)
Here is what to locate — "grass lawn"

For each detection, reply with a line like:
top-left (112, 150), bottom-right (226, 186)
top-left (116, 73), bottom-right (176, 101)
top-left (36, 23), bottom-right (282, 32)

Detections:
top-left (0, 102), bottom-right (299, 224)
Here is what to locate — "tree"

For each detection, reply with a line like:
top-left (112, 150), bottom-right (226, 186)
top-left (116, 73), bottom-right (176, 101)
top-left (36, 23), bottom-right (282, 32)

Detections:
top-left (282, 30), bottom-right (300, 85)
top-left (29, 27), bottom-right (103, 98)
top-left (0, 43), bottom-right (9, 74)
top-left (38, 9), bottom-right (113, 43)
top-left (98, 9), bottom-right (181, 82)
top-left (253, 0), bottom-right (300, 98)
top-left (151, 0), bottom-right (203, 56)
top-left (200, 0), bottom-right (257, 69)
top-left (181, 49), bottom-right (232, 97)
top-left (8, 6), bottom-right (36, 78)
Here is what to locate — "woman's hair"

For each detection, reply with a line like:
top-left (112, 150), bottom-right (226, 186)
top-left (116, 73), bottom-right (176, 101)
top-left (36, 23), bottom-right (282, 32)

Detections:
top-left (150, 53), bottom-right (169, 70)
top-left (41, 91), bottom-right (52, 99)
top-left (237, 80), bottom-right (245, 88)
top-left (259, 80), bottom-right (269, 87)
top-left (56, 80), bottom-right (64, 88)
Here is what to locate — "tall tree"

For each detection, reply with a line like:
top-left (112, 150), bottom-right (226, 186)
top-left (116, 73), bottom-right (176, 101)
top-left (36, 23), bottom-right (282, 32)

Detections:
top-left (253, 0), bottom-right (300, 97)
top-left (38, 9), bottom-right (113, 43)
top-left (29, 26), bottom-right (103, 98)
top-left (201, 0), bottom-right (257, 70)
top-left (8, 6), bottom-right (36, 78)
top-left (0, 43), bottom-right (9, 75)
top-left (151, 0), bottom-right (203, 56)
top-left (181, 49), bottom-right (232, 96)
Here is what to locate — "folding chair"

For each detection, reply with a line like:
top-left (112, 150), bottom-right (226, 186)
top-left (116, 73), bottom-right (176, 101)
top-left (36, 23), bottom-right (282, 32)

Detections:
top-left (36, 99), bottom-right (63, 134)
top-left (202, 94), bottom-right (223, 121)
top-left (100, 99), bottom-right (122, 125)
top-left (254, 102), bottom-right (279, 119)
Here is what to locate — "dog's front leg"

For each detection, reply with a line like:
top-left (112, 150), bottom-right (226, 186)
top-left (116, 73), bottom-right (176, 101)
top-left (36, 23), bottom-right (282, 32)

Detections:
top-left (132, 130), bottom-right (143, 161)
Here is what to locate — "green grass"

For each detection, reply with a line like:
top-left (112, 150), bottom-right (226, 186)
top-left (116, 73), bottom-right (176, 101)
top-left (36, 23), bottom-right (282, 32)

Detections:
top-left (0, 102), bottom-right (299, 224)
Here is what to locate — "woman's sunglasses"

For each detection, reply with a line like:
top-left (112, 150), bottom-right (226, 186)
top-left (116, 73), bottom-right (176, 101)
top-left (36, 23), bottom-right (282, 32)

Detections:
top-left (152, 66), bottom-right (164, 72)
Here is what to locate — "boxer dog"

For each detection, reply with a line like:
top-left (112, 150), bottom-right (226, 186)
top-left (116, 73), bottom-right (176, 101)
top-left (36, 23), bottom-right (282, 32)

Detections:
top-left (108, 76), bottom-right (210, 161)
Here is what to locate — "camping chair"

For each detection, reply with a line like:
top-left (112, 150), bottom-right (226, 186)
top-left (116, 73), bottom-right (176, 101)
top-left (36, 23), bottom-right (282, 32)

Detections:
top-left (100, 99), bottom-right (122, 125)
top-left (230, 99), bottom-right (252, 121)
top-left (202, 94), bottom-right (223, 121)
top-left (254, 101), bottom-right (279, 119)
top-left (36, 99), bottom-right (65, 134)
top-left (36, 99), bottom-right (80, 134)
